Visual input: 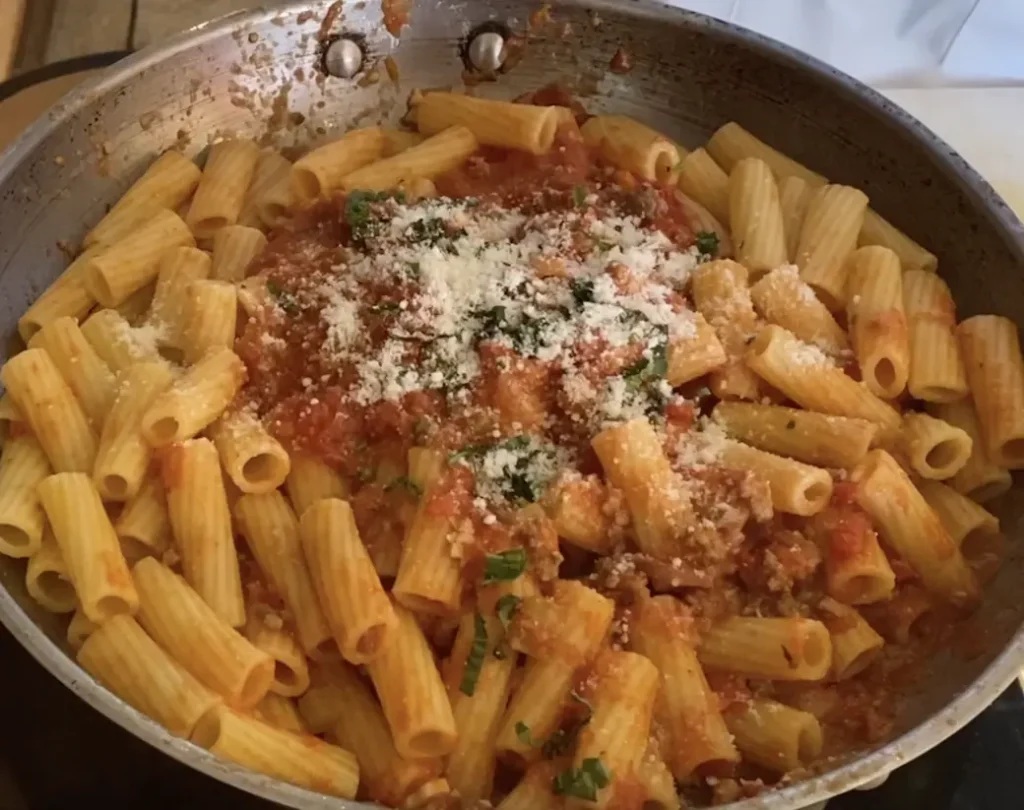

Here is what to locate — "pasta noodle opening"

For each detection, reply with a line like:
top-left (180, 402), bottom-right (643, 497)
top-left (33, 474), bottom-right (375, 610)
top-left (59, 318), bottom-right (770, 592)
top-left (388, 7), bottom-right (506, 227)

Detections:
top-left (801, 481), bottom-right (831, 510)
top-left (34, 571), bottom-right (76, 609)
top-left (925, 440), bottom-right (963, 474)
top-left (242, 453), bottom-right (286, 486)
top-left (0, 524), bottom-right (31, 553)
top-left (292, 168), bottom-right (321, 201)
top-left (94, 594), bottom-right (133, 622)
top-left (273, 661), bottom-right (301, 689)
top-left (838, 575), bottom-right (889, 605)
top-left (800, 629), bottom-right (830, 669)
top-left (191, 708), bottom-right (223, 749)
top-left (240, 661), bottom-right (277, 708)
top-left (653, 147), bottom-right (679, 184)
top-left (146, 416), bottom-right (181, 445)
top-left (260, 203), bottom-right (289, 226)
top-left (102, 474), bottom-right (130, 500)
top-left (1001, 438), bottom-right (1024, 466)
top-left (406, 729), bottom-right (454, 759)
top-left (310, 639), bottom-right (338, 661)
top-left (871, 358), bottom-right (897, 392)
top-left (355, 622), bottom-right (390, 657)
top-left (195, 216), bottom-right (229, 233)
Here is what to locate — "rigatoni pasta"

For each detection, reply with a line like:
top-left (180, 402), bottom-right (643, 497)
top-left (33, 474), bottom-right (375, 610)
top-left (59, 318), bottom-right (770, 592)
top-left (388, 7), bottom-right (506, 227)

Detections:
top-left (4, 85), bottom-right (1020, 807)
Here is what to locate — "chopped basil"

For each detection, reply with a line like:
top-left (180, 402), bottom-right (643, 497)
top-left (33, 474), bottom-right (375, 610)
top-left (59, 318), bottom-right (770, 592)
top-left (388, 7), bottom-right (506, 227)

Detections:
top-left (552, 758), bottom-right (611, 802)
top-left (409, 217), bottom-right (448, 245)
top-left (495, 594), bottom-right (521, 631)
top-left (623, 334), bottom-right (669, 389)
top-left (695, 230), bottom-right (720, 258)
top-left (266, 280), bottom-right (300, 316)
top-left (570, 277), bottom-right (595, 306)
top-left (459, 612), bottom-right (488, 696)
top-left (482, 548), bottom-right (528, 584)
top-left (450, 435), bottom-right (529, 464)
top-left (384, 476), bottom-right (422, 498)
top-left (515, 721), bottom-right (540, 747)
top-left (345, 189), bottom-right (392, 243)
top-left (572, 185), bottom-right (588, 208)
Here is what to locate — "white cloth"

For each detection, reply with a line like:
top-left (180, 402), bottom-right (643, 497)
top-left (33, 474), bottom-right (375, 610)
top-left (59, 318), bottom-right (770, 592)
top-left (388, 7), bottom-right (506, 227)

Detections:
top-left (665, 0), bottom-right (1024, 85)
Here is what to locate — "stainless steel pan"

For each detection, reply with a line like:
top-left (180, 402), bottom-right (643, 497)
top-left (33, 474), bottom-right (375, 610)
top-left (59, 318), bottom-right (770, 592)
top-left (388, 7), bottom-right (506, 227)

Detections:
top-left (0, 2), bottom-right (1022, 808)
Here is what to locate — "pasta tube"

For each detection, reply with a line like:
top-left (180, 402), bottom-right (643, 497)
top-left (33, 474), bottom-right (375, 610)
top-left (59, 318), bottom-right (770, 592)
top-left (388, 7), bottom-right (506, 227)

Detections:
top-left (581, 115), bottom-right (680, 182)
top-left (191, 706), bottom-right (359, 798)
top-left (341, 126), bottom-right (479, 192)
top-left (750, 264), bottom-right (848, 354)
top-left (85, 151), bottom-right (201, 247)
top-left (181, 279), bottom-right (238, 363)
top-left (446, 613), bottom-right (516, 805)
top-left (900, 412), bottom-right (972, 480)
top-left (568, 650), bottom-right (659, 809)
top-left (29, 316), bottom-right (117, 426)
top-left (418, 93), bottom-right (560, 155)
top-left (746, 326), bottom-right (901, 430)
top-left (78, 614), bottom-right (220, 737)
top-left (2, 348), bottom-right (97, 472)
top-left (133, 557), bottom-right (273, 708)
top-left (796, 184), bottom-right (868, 311)
top-left (846, 245), bottom-right (909, 398)
top-left (25, 531), bottom-right (77, 613)
top-left (691, 259), bottom-right (762, 400)
top-left (729, 157), bottom-right (787, 276)
top-left (592, 419), bottom-right (692, 560)
top-left (298, 498), bottom-right (395, 663)
top-left (186, 139), bottom-right (261, 238)
top-left (631, 596), bottom-right (738, 779)
top-left (859, 208), bottom-right (938, 272)
top-left (234, 491), bottom-right (333, 657)
top-left (285, 454), bottom-right (349, 518)
top-left (852, 450), bottom-right (979, 607)
top-left (94, 361), bottom-right (175, 501)
top-left (496, 581), bottom-right (614, 762)
top-left (496, 762), bottom-right (563, 810)
top-left (545, 474), bottom-right (615, 554)
top-left (677, 147), bottom-right (730, 225)
top-left (324, 662), bottom-right (442, 806)
top-left (163, 438), bottom-right (245, 627)
top-left (718, 440), bottom-right (833, 516)
top-left (903, 270), bottom-right (968, 402)
top-left (245, 612), bottom-right (310, 698)
top-left (67, 608), bottom-right (97, 651)
top-left (0, 435), bottom-right (51, 558)
top-left (931, 399), bottom-right (1012, 503)
top-left (291, 127), bottom-right (386, 201)
top-left (665, 312), bottom-right (727, 385)
top-left (239, 148), bottom-right (292, 228)
top-left (114, 475), bottom-right (170, 562)
top-left (85, 210), bottom-right (195, 307)
top-left (819, 512), bottom-right (896, 606)
top-left (393, 449), bottom-right (462, 615)
top-left (254, 693), bottom-right (307, 734)
top-left (211, 225), bottom-right (268, 282)
top-left (712, 401), bottom-right (877, 469)
top-left (366, 601), bottom-right (458, 759)
top-left (724, 699), bottom-right (823, 772)
top-left (18, 246), bottom-right (103, 341)
top-left (957, 315), bottom-right (1024, 468)
top-left (146, 246), bottom-right (211, 350)
top-left (779, 175), bottom-right (811, 261)
top-left (699, 617), bottom-right (832, 680)
top-left (80, 309), bottom-right (161, 373)
top-left (37, 473), bottom-right (138, 622)
top-left (210, 410), bottom-right (290, 494)
top-left (818, 599), bottom-right (884, 679)
top-left (141, 347), bottom-right (246, 447)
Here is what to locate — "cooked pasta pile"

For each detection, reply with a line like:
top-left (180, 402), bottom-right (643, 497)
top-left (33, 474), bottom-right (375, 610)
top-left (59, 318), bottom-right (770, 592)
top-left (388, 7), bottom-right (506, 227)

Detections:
top-left (1, 86), bottom-right (1021, 809)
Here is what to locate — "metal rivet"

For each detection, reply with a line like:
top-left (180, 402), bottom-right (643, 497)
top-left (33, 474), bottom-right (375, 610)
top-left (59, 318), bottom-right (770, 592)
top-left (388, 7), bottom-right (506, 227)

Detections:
top-left (324, 37), bottom-right (364, 79)
top-left (467, 31), bottom-right (506, 73)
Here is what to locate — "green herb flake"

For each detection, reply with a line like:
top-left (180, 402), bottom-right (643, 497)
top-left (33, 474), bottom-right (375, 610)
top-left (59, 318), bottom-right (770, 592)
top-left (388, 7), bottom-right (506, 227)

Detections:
top-left (695, 230), bottom-right (720, 258)
top-left (459, 613), bottom-right (488, 697)
top-left (495, 594), bottom-right (521, 631)
top-left (570, 277), bottom-right (595, 306)
top-left (552, 758), bottom-right (611, 802)
top-left (482, 548), bottom-right (528, 584)
top-left (266, 280), bottom-right (300, 316)
top-left (515, 721), bottom-right (539, 747)
top-left (572, 185), bottom-right (588, 208)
